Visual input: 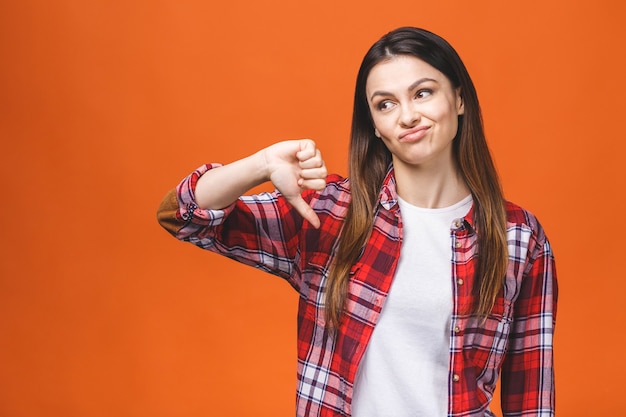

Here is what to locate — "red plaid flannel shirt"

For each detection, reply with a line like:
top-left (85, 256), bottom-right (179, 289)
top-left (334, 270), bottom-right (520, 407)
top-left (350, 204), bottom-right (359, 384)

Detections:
top-left (158, 163), bottom-right (558, 417)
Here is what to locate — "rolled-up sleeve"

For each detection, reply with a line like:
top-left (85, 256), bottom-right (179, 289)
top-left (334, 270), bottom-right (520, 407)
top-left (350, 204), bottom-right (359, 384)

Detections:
top-left (157, 163), bottom-right (237, 238)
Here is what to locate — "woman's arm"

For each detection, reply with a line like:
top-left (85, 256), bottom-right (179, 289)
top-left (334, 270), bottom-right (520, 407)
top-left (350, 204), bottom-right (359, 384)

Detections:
top-left (194, 139), bottom-right (327, 228)
top-left (156, 139), bottom-right (329, 284)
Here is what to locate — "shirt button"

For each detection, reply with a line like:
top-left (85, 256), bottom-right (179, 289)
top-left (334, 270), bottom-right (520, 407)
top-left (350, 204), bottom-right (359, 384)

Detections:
top-left (453, 374), bottom-right (460, 382)
top-left (457, 278), bottom-right (464, 285)
top-left (453, 220), bottom-right (462, 228)
top-left (454, 326), bottom-right (461, 334)
top-left (455, 241), bottom-right (462, 248)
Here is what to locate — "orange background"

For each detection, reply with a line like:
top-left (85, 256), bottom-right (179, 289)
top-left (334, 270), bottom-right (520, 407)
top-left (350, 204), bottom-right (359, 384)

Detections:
top-left (1, 1), bottom-right (624, 416)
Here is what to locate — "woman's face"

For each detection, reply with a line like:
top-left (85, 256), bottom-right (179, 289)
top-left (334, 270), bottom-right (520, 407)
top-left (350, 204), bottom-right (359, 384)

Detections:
top-left (366, 55), bottom-right (464, 172)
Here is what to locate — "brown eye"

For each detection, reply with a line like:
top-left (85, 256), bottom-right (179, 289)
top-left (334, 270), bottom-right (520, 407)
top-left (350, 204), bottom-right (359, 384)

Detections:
top-left (378, 100), bottom-right (395, 111)
top-left (416, 89), bottom-right (433, 99)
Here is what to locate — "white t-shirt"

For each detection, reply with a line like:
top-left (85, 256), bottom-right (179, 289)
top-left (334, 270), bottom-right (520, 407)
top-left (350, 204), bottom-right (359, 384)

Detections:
top-left (351, 194), bottom-right (473, 417)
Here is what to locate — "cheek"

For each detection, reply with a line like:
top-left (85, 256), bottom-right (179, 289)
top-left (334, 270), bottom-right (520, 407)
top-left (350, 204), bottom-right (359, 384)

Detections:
top-left (430, 103), bottom-right (459, 130)
top-left (438, 116), bottom-right (459, 140)
top-left (429, 101), bottom-right (454, 119)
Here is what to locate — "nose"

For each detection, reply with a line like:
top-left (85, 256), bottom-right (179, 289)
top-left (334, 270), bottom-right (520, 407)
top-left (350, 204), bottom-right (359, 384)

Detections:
top-left (399, 102), bottom-right (420, 127)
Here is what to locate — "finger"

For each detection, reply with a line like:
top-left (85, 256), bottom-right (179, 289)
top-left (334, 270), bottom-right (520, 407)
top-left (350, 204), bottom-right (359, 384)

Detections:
top-left (296, 139), bottom-right (316, 161)
top-left (299, 149), bottom-right (324, 169)
top-left (300, 158), bottom-right (327, 175)
top-left (298, 178), bottom-right (327, 192)
top-left (298, 158), bottom-right (327, 183)
top-left (286, 194), bottom-right (321, 229)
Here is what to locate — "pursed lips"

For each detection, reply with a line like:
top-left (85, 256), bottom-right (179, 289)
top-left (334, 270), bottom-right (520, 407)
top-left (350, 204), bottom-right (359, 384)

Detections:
top-left (398, 125), bottom-right (430, 142)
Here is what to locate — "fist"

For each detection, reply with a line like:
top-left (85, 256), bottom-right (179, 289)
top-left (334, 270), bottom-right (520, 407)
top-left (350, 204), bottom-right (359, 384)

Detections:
top-left (263, 139), bottom-right (327, 228)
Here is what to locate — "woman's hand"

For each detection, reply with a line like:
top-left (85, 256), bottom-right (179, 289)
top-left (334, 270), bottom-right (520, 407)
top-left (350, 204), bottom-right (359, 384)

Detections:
top-left (262, 139), bottom-right (327, 228)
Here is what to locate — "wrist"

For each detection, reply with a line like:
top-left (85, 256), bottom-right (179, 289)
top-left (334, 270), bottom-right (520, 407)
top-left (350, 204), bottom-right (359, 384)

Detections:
top-left (252, 148), bottom-right (272, 184)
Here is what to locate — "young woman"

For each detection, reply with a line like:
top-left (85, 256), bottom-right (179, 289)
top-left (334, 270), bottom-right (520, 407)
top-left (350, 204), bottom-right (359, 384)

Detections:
top-left (157, 27), bottom-right (557, 417)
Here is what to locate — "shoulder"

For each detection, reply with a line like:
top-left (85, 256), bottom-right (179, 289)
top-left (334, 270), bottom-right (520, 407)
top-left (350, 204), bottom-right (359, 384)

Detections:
top-left (324, 173), bottom-right (350, 192)
top-left (302, 174), bottom-right (351, 216)
top-left (304, 173), bottom-right (351, 200)
top-left (505, 201), bottom-right (540, 229)
top-left (505, 200), bottom-right (551, 255)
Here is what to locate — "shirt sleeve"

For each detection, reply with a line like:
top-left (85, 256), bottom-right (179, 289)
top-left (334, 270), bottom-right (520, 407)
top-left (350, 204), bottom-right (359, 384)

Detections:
top-left (500, 227), bottom-right (558, 416)
top-left (156, 164), bottom-right (307, 284)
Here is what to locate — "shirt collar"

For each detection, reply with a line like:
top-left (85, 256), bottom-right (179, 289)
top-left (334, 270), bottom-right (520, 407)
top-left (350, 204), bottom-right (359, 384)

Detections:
top-left (462, 204), bottom-right (476, 234)
top-left (377, 164), bottom-right (477, 234)
top-left (378, 165), bottom-right (399, 211)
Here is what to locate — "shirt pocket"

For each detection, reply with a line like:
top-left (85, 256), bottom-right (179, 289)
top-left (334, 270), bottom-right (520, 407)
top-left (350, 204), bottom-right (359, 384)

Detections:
top-left (462, 297), bottom-right (513, 372)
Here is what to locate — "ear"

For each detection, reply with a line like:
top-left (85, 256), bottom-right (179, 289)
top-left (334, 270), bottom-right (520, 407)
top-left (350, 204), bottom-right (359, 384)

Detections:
top-left (374, 128), bottom-right (381, 138)
top-left (456, 88), bottom-right (464, 116)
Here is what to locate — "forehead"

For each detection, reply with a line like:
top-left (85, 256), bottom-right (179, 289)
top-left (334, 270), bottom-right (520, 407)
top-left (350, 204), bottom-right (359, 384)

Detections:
top-left (366, 55), bottom-right (450, 93)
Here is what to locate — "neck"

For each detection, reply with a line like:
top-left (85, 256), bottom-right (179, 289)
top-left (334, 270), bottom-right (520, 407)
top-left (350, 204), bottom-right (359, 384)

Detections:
top-left (393, 159), bottom-right (470, 209)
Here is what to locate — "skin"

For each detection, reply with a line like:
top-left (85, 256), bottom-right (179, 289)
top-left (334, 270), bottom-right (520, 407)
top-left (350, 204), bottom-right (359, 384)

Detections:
top-left (366, 55), bottom-right (470, 208)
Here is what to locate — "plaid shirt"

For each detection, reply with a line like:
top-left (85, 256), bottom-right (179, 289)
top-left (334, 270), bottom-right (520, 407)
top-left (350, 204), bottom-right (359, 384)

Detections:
top-left (157, 163), bottom-right (558, 417)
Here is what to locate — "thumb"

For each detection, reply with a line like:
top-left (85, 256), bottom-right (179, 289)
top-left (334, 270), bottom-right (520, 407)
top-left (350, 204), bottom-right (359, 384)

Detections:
top-left (285, 194), bottom-right (321, 229)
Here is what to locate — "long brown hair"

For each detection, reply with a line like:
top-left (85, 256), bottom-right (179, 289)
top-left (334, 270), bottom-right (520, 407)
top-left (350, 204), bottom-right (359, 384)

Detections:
top-left (325, 27), bottom-right (508, 329)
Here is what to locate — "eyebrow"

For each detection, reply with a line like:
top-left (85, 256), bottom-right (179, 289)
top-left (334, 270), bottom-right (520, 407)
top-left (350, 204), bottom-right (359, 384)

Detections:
top-left (369, 77), bottom-right (438, 101)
